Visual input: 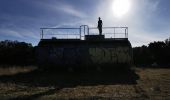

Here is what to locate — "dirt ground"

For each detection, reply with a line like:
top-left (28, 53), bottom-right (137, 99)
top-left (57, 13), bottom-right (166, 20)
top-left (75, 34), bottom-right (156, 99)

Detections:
top-left (0, 66), bottom-right (170, 100)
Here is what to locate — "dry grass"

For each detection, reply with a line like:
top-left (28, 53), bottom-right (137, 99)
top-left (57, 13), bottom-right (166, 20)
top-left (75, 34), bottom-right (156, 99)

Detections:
top-left (0, 66), bottom-right (170, 100)
top-left (0, 66), bottom-right (37, 75)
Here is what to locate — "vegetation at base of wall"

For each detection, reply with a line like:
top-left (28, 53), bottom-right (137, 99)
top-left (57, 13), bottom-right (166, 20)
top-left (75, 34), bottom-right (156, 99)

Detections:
top-left (133, 37), bottom-right (170, 67)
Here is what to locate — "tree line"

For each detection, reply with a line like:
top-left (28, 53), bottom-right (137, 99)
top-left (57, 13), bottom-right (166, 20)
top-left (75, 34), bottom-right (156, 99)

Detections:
top-left (0, 38), bottom-right (170, 67)
top-left (0, 40), bottom-right (34, 65)
top-left (133, 38), bottom-right (170, 67)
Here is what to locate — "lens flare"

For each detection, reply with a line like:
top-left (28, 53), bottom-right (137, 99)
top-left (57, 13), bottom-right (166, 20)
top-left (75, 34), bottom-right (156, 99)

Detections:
top-left (112, 0), bottom-right (131, 18)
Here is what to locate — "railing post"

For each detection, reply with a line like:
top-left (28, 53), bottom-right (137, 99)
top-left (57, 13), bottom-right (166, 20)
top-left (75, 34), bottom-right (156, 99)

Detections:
top-left (84, 25), bottom-right (85, 35)
top-left (127, 27), bottom-right (128, 38)
top-left (79, 27), bottom-right (81, 39)
top-left (114, 27), bottom-right (115, 38)
top-left (41, 29), bottom-right (43, 39)
top-left (125, 28), bottom-right (126, 38)
top-left (88, 27), bottom-right (89, 35)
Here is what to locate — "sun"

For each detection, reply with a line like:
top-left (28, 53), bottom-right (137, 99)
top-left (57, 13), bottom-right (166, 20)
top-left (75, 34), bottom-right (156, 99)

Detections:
top-left (112, 0), bottom-right (131, 18)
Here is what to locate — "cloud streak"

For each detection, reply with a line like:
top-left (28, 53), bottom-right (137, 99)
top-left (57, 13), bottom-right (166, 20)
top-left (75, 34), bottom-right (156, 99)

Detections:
top-left (0, 29), bottom-right (23, 39)
top-left (57, 3), bottom-right (87, 18)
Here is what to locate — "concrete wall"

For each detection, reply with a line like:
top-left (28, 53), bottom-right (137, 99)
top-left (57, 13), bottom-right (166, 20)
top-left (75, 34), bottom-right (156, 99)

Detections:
top-left (89, 47), bottom-right (132, 64)
top-left (36, 41), bottom-right (133, 67)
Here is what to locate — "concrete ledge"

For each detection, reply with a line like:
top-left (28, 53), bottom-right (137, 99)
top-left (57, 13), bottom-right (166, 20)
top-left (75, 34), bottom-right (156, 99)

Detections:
top-left (85, 35), bottom-right (104, 40)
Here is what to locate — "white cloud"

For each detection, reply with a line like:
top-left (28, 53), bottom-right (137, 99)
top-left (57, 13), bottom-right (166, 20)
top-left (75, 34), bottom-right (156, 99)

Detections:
top-left (57, 4), bottom-right (87, 18)
top-left (39, 1), bottom-right (87, 19)
top-left (0, 29), bottom-right (23, 38)
top-left (129, 32), bottom-right (167, 47)
top-left (0, 28), bottom-right (39, 40)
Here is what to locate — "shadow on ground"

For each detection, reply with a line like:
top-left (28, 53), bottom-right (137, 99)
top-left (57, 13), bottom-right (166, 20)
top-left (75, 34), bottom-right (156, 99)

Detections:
top-left (0, 66), bottom-right (139, 100)
top-left (0, 67), bottom-right (139, 87)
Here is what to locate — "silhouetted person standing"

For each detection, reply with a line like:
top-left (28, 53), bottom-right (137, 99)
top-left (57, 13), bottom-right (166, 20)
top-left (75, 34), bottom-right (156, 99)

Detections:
top-left (98, 17), bottom-right (103, 35)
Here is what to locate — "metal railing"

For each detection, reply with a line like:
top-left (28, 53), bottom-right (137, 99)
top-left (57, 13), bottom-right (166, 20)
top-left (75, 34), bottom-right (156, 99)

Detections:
top-left (40, 25), bottom-right (128, 39)
top-left (40, 27), bottom-right (81, 39)
top-left (89, 27), bottom-right (128, 38)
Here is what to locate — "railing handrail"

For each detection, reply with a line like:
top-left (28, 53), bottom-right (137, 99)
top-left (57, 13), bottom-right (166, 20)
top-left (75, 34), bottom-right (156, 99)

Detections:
top-left (89, 27), bottom-right (128, 29)
top-left (40, 28), bottom-right (80, 29)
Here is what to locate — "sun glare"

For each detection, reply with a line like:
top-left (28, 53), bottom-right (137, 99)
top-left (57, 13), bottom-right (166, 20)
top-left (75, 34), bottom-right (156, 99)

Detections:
top-left (112, 0), bottom-right (131, 18)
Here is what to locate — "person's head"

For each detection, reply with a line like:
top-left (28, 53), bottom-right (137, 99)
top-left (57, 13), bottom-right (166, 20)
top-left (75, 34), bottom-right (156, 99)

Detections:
top-left (99, 17), bottom-right (101, 20)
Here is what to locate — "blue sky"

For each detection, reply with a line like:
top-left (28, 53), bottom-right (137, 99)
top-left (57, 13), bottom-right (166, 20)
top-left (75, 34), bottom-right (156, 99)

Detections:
top-left (0, 0), bottom-right (170, 47)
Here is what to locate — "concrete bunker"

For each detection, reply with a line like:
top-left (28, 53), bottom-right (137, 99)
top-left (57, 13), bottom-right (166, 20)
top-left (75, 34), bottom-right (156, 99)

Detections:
top-left (35, 25), bottom-right (133, 68)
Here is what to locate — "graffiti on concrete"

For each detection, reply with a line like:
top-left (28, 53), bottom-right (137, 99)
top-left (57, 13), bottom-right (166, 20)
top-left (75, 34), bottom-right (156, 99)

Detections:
top-left (44, 46), bottom-right (132, 65)
top-left (89, 47), bottom-right (131, 63)
top-left (48, 47), bottom-right (80, 64)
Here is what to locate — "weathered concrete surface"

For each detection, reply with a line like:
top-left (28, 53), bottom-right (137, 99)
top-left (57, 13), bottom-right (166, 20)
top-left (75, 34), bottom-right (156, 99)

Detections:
top-left (35, 39), bottom-right (133, 68)
top-left (89, 47), bottom-right (132, 64)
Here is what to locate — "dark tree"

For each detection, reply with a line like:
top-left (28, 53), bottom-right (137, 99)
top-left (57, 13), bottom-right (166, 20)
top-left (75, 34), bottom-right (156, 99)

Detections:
top-left (0, 40), bottom-right (35, 66)
top-left (133, 37), bottom-right (170, 67)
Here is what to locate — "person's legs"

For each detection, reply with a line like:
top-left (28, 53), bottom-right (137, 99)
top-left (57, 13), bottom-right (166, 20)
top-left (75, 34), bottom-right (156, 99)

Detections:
top-left (99, 28), bottom-right (102, 35)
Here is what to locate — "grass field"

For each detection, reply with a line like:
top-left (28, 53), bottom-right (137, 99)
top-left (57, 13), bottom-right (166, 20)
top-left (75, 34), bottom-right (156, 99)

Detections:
top-left (0, 66), bottom-right (170, 100)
